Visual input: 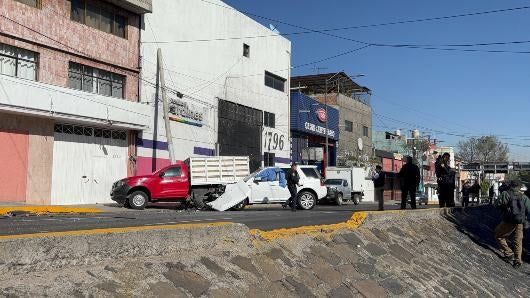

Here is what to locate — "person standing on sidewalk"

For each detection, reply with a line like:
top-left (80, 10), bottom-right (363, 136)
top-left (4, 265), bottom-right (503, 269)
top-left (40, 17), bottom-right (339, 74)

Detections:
top-left (435, 153), bottom-right (456, 208)
top-left (399, 156), bottom-right (421, 210)
top-left (286, 162), bottom-right (301, 212)
top-left (372, 165), bottom-right (386, 211)
top-left (461, 181), bottom-right (471, 208)
top-left (494, 179), bottom-right (530, 269)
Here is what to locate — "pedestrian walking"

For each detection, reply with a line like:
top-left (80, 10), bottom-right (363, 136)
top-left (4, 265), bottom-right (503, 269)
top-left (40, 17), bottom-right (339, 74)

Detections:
top-left (494, 179), bottom-right (530, 269)
top-left (435, 153), bottom-right (456, 208)
top-left (470, 180), bottom-right (481, 205)
top-left (372, 165), bottom-right (386, 211)
top-left (286, 162), bottom-right (301, 212)
top-left (461, 181), bottom-right (471, 208)
top-left (399, 156), bottom-right (421, 210)
top-left (489, 184), bottom-right (495, 205)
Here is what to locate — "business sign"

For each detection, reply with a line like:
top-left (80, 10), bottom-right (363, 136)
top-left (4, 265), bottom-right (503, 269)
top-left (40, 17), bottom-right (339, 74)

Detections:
top-left (290, 92), bottom-right (339, 140)
top-left (316, 108), bottom-right (327, 123)
top-left (168, 98), bottom-right (204, 127)
top-left (304, 122), bottom-right (336, 138)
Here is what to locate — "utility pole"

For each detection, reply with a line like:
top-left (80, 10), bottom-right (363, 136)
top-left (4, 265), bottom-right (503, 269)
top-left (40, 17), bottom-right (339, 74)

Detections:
top-left (152, 49), bottom-right (161, 172)
top-left (157, 48), bottom-right (175, 164)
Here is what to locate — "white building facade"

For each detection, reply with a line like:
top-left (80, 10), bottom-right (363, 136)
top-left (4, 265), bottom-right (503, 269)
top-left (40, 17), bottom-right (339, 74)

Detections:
top-left (138, 0), bottom-right (291, 174)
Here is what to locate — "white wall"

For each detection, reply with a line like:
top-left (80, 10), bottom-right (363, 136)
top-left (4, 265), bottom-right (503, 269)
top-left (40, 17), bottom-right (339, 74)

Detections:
top-left (140, 0), bottom-right (291, 164)
top-left (0, 75), bottom-right (150, 129)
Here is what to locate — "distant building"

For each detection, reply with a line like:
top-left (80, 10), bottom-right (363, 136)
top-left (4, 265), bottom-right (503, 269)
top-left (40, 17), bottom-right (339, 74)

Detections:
top-left (291, 72), bottom-right (372, 166)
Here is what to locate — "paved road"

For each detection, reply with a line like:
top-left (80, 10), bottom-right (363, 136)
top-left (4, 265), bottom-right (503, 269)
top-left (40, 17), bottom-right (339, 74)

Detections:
top-left (0, 202), bottom-right (438, 236)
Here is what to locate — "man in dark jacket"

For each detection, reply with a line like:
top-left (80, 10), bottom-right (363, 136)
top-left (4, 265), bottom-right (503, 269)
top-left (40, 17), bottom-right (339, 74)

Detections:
top-left (399, 156), bottom-right (421, 209)
top-left (372, 165), bottom-right (386, 211)
top-left (436, 153), bottom-right (456, 207)
top-left (494, 179), bottom-right (530, 269)
top-left (461, 181), bottom-right (471, 208)
top-left (286, 162), bottom-right (300, 212)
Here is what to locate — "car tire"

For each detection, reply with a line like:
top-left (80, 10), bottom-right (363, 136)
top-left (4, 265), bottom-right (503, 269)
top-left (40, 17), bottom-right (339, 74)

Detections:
top-left (128, 191), bottom-right (148, 210)
top-left (231, 199), bottom-right (248, 211)
top-left (335, 193), bottom-right (344, 206)
top-left (353, 194), bottom-right (361, 205)
top-left (297, 191), bottom-right (316, 210)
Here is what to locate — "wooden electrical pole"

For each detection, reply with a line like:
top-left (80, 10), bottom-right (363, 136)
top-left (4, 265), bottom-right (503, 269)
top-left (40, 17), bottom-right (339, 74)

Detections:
top-left (157, 48), bottom-right (175, 164)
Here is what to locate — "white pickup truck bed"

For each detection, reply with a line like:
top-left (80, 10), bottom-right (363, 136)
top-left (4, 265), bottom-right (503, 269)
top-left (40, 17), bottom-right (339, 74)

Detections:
top-left (188, 156), bottom-right (250, 186)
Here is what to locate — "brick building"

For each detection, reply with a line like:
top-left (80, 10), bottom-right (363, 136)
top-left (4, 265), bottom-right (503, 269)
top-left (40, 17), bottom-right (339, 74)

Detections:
top-left (0, 0), bottom-right (151, 204)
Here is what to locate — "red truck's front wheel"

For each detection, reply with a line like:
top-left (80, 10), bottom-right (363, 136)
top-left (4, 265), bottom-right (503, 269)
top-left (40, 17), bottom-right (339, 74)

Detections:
top-left (128, 191), bottom-right (148, 210)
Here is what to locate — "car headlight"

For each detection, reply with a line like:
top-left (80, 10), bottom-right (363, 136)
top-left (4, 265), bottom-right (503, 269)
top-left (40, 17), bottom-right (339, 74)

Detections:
top-left (113, 179), bottom-right (127, 188)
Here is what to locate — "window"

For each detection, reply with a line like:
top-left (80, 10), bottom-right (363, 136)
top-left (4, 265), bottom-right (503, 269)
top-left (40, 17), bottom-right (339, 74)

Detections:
top-left (15, 0), bottom-right (40, 8)
top-left (264, 71), bottom-right (285, 92)
top-left (344, 180), bottom-right (349, 187)
top-left (54, 123), bottom-right (126, 140)
top-left (243, 43), bottom-right (250, 58)
top-left (162, 167), bottom-right (182, 178)
top-left (0, 43), bottom-right (38, 81)
top-left (264, 111), bottom-right (275, 128)
top-left (264, 152), bottom-right (275, 167)
top-left (68, 62), bottom-right (125, 98)
top-left (70, 0), bottom-right (128, 38)
top-left (301, 168), bottom-right (321, 179)
top-left (345, 120), bottom-right (353, 132)
top-left (363, 126), bottom-right (369, 137)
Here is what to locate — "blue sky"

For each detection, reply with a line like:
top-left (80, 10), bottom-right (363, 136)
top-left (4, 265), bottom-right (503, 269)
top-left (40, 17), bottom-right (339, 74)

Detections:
top-left (223, 0), bottom-right (530, 160)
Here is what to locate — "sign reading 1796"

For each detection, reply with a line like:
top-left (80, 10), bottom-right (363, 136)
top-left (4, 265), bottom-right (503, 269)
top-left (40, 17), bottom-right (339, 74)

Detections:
top-left (263, 129), bottom-right (286, 151)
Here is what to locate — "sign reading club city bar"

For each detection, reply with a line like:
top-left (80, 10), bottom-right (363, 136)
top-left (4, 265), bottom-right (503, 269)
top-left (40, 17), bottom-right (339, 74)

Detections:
top-left (304, 121), bottom-right (336, 138)
top-left (290, 92), bottom-right (340, 141)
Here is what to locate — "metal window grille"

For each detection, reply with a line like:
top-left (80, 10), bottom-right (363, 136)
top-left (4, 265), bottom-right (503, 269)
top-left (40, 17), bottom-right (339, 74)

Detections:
top-left (68, 62), bottom-right (125, 98)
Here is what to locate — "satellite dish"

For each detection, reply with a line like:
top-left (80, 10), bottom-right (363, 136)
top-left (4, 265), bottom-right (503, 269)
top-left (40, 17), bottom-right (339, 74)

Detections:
top-left (357, 138), bottom-right (363, 151)
top-left (269, 24), bottom-right (280, 34)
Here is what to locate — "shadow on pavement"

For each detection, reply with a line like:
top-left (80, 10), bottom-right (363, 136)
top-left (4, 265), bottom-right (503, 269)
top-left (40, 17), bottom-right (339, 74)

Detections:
top-left (443, 205), bottom-right (530, 262)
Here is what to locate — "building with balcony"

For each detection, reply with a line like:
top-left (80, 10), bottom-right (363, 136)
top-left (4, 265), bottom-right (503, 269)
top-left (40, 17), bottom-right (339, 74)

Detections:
top-left (138, 0), bottom-right (291, 173)
top-left (0, 0), bottom-right (152, 204)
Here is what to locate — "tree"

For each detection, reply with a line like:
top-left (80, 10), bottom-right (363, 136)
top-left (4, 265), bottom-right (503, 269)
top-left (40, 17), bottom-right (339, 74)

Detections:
top-left (457, 136), bottom-right (509, 163)
top-left (403, 138), bottom-right (431, 158)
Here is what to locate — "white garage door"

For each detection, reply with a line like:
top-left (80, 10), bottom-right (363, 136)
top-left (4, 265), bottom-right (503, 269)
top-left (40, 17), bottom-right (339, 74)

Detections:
top-left (51, 124), bottom-right (128, 205)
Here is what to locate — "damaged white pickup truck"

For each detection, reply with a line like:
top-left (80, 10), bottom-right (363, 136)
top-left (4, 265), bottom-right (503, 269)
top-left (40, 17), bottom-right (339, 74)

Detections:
top-left (208, 165), bottom-right (328, 211)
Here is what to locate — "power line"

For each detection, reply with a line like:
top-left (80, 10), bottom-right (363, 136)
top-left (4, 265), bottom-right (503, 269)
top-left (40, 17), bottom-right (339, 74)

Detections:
top-left (188, 1), bottom-right (530, 42)
top-left (197, 0), bottom-right (530, 49)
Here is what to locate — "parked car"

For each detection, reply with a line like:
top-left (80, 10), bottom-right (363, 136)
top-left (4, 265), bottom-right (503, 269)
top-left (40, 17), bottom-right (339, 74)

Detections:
top-left (218, 165), bottom-right (328, 211)
top-left (407, 191), bottom-right (428, 205)
top-left (323, 178), bottom-right (352, 206)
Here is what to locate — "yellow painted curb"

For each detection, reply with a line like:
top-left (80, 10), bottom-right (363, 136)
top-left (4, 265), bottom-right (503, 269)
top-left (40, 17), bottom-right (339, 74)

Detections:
top-left (250, 212), bottom-right (368, 241)
top-left (0, 222), bottom-right (233, 240)
top-left (0, 206), bottom-right (102, 216)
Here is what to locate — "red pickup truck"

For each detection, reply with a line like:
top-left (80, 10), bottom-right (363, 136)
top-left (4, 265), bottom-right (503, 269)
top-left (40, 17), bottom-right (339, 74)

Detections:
top-left (110, 157), bottom-right (250, 209)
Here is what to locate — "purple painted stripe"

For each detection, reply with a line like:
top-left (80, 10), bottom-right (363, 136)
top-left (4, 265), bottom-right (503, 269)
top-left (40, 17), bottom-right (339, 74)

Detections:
top-left (194, 146), bottom-right (215, 156)
top-left (136, 138), bottom-right (168, 151)
top-left (275, 157), bottom-right (291, 164)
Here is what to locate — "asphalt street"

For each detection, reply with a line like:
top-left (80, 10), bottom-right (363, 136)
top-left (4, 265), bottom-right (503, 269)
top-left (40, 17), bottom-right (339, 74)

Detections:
top-left (0, 202), bottom-right (438, 236)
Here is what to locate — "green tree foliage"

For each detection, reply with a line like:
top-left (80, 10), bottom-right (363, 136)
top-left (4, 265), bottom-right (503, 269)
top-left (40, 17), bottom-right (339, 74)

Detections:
top-left (457, 136), bottom-right (509, 163)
